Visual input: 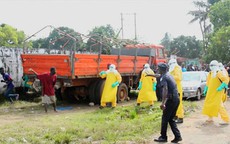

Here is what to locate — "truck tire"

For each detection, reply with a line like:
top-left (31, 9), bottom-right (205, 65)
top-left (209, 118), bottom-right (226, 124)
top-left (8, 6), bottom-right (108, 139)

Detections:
top-left (117, 83), bottom-right (128, 102)
top-left (95, 79), bottom-right (105, 104)
top-left (88, 80), bottom-right (99, 104)
top-left (64, 87), bottom-right (78, 103)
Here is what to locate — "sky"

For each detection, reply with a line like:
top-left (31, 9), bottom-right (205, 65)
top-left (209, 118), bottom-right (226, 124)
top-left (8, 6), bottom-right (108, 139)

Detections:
top-left (0, 0), bottom-right (203, 44)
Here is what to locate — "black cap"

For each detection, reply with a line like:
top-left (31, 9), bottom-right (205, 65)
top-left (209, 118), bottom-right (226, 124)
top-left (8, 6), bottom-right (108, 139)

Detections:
top-left (158, 63), bottom-right (168, 71)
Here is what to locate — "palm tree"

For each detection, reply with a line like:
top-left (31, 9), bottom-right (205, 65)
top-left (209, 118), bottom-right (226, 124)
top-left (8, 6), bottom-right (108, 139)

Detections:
top-left (188, 1), bottom-right (211, 54)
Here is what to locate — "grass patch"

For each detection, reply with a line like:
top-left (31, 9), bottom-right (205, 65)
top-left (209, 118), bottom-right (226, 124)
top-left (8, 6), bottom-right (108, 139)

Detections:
top-left (0, 100), bottom-right (197, 143)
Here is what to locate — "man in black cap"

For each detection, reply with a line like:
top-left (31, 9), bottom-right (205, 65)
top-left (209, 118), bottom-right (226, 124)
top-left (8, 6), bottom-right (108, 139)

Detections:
top-left (153, 63), bottom-right (182, 143)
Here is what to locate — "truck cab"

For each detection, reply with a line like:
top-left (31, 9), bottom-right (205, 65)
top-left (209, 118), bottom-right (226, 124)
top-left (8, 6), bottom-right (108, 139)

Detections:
top-left (111, 43), bottom-right (167, 70)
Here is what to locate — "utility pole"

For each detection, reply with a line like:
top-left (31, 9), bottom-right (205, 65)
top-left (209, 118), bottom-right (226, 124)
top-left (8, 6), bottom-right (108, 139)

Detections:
top-left (120, 13), bottom-right (124, 39)
top-left (134, 13), bottom-right (137, 41)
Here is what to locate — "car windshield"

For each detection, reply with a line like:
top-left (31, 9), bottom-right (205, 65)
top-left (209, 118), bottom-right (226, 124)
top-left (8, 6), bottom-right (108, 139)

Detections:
top-left (182, 73), bottom-right (200, 81)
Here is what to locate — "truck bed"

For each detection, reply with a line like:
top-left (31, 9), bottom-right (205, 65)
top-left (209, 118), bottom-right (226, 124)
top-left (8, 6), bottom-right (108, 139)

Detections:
top-left (21, 54), bottom-right (149, 79)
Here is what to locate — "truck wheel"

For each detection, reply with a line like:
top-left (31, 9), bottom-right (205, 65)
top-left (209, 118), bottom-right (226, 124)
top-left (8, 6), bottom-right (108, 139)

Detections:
top-left (64, 87), bottom-right (78, 103)
top-left (117, 83), bottom-right (128, 102)
top-left (95, 80), bottom-right (105, 104)
top-left (88, 80), bottom-right (99, 104)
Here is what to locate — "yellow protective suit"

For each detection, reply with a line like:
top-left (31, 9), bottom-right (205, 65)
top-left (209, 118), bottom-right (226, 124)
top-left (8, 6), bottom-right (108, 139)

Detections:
top-left (137, 69), bottom-right (157, 105)
top-left (170, 65), bottom-right (184, 119)
top-left (100, 70), bottom-right (122, 107)
top-left (202, 71), bottom-right (229, 122)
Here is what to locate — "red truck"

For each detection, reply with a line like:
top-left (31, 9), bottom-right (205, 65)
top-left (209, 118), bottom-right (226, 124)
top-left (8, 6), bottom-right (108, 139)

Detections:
top-left (21, 44), bottom-right (166, 104)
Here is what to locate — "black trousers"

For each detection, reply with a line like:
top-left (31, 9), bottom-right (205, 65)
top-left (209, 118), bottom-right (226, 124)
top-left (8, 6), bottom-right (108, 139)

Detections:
top-left (160, 98), bottom-right (181, 139)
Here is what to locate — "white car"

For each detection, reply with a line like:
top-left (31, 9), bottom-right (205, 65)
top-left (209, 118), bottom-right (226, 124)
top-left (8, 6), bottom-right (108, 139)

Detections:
top-left (182, 71), bottom-right (208, 100)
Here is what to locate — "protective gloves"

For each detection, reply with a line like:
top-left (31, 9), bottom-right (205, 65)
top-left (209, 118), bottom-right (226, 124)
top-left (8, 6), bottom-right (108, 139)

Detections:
top-left (99, 71), bottom-right (106, 76)
top-left (112, 81), bottom-right (119, 88)
top-left (137, 82), bottom-right (142, 90)
top-left (153, 82), bottom-right (157, 91)
top-left (203, 86), bottom-right (208, 96)
top-left (217, 82), bottom-right (228, 91)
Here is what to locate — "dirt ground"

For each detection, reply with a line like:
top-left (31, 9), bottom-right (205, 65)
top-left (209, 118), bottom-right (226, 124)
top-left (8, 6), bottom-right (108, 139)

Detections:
top-left (152, 99), bottom-right (230, 144)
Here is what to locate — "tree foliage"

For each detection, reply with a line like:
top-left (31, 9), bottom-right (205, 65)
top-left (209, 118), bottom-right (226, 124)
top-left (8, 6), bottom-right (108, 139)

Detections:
top-left (32, 27), bottom-right (83, 50)
top-left (169, 35), bottom-right (202, 59)
top-left (31, 25), bottom-right (135, 53)
top-left (208, 0), bottom-right (221, 5)
top-left (188, 1), bottom-right (211, 54)
top-left (86, 24), bottom-right (116, 54)
top-left (0, 24), bottom-right (27, 48)
top-left (188, 0), bottom-right (230, 64)
top-left (209, 0), bottom-right (230, 31)
top-left (204, 0), bottom-right (230, 63)
top-left (205, 26), bottom-right (230, 63)
top-left (32, 38), bottom-right (49, 48)
top-left (48, 27), bottom-right (83, 50)
top-left (160, 33), bottom-right (172, 52)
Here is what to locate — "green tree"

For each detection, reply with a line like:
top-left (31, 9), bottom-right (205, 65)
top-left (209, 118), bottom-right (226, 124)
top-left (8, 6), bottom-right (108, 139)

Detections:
top-left (205, 26), bottom-right (230, 63)
top-left (160, 32), bottom-right (172, 52)
top-left (208, 0), bottom-right (221, 5)
top-left (0, 24), bottom-right (26, 48)
top-left (47, 27), bottom-right (83, 50)
top-left (32, 38), bottom-right (49, 48)
top-left (86, 24), bottom-right (116, 54)
top-left (204, 0), bottom-right (230, 63)
top-left (169, 35), bottom-right (202, 59)
top-left (209, 0), bottom-right (230, 31)
top-left (32, 27), bottom-right (83, 50)
top-left (188, 1), bottom-right (211, 54)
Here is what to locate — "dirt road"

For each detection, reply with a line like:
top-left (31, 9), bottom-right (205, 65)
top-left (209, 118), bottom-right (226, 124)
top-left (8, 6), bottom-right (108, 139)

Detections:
top-left (152, 99), bottom-right (230, 144)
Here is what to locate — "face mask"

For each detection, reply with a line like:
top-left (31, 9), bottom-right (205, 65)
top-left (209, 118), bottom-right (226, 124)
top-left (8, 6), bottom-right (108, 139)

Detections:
top-left (169, 63), bottom-right (176, 72)
top-left (209, 65), bottom-right (215, 71)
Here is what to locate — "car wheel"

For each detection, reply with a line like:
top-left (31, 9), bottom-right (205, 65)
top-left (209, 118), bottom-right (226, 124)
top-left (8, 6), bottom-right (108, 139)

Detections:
top-left (196, 89), bottom-right (201, 100)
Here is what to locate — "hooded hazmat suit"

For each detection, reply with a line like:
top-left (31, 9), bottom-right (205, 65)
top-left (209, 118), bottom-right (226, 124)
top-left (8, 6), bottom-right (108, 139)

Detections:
top-left (202, 60), bottom-right (229, 123)
top-left (168, 59), bottom-right (184, 119)
top-left (99, 64), bottom-right (122, 107)
top-left (137, 64), bottom-right (157, 105)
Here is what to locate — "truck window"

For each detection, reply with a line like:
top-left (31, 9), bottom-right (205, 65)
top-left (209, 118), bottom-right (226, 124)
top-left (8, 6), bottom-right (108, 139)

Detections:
top-left (158, 48), bottom-right (164, 58)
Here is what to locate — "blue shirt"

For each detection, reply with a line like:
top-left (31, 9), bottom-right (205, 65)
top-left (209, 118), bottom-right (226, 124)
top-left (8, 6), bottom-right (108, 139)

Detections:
top-left (160, 72), bottom-right (178, 99)
top-left (2, 73), bottom-right (14, 89)
top-left (182, 67), bottom-right (187, 72)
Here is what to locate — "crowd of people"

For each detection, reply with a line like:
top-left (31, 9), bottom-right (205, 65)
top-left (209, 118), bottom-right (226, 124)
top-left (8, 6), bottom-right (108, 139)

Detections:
top-left (1, 57), bottom-right (230, 143)
top-left (97, 59), bottom-right (230, 143)
top-left (98, 60), bottom-right (184, 143)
